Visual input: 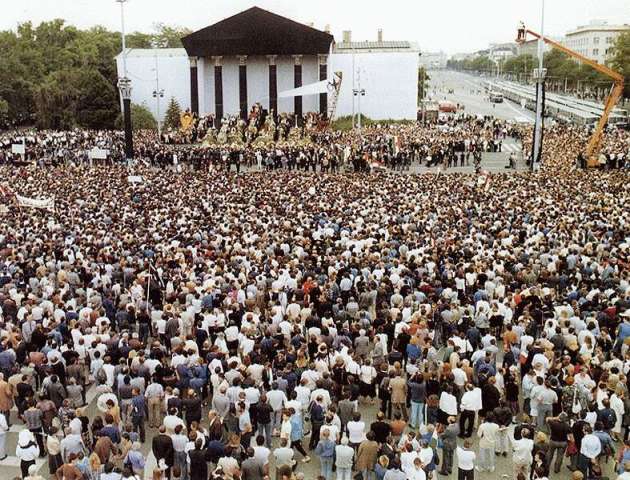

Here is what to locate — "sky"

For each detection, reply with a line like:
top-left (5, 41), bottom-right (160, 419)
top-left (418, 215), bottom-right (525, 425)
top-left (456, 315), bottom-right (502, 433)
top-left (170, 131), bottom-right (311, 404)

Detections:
top-left (2, 0), bottom-right (629, 54)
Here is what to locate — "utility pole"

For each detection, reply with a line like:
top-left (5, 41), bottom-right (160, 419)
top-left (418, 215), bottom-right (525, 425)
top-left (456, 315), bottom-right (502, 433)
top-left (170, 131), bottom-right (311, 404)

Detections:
top-left (531, 0), bottom-right (546, 172)
top-left (153, 52), bottom-right (165, 137)
top-left (353, 68), bottom-right (366, 132)
top-left (351, 53), bottom-right (356, 128)
top-left (116, 0), bottom-right (133, 162)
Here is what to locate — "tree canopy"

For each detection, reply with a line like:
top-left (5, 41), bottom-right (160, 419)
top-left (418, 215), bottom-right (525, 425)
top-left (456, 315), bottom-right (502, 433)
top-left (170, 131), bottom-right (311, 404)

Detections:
top-left (0, 19), bottom-right (190, 130)
top-left (448, 36), bottom-right (629, 98)
top-left (609, 30), bottom-right (630, 98)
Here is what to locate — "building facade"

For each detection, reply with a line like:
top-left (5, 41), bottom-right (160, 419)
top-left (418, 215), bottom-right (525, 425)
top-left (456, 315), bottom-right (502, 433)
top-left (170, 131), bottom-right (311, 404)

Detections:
top-left (561, 20), bottom-right (629, 64)
top-left (115, 7), bottom-right (419, 122)
top-left (419, 51), bottom-right (448, 69)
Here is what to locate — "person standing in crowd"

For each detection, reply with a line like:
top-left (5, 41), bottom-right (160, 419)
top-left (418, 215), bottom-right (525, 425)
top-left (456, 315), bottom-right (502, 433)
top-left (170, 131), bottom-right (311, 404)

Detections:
top-left (16, 431), bottom-right (40, 479)
top-left (476, 413), bottom-right (499, 472)
top-left (456, 440), bottom-right (476, 480)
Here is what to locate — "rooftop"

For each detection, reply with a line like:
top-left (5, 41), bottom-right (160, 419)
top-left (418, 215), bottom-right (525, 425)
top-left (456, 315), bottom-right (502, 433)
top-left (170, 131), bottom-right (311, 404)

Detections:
top-left (334, 40), bottom-right (420, 53)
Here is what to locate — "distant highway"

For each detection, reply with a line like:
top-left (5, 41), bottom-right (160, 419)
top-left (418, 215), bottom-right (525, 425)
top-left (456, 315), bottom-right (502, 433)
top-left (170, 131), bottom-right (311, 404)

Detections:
top-left (427, 70), bottom-right (535, 123)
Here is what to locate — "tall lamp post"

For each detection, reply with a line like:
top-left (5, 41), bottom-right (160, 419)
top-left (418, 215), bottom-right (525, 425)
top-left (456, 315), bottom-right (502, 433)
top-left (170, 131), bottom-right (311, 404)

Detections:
top-left (153, 51), bottom-right (164, 137)
top-left (116, 0), bottom-right (133, 161)
top-left (118, 77), bottom-right (134, 161)
top-left (353, 67), bottom-right (366, 132)
top-left (531, 0), bottom-right (546, 171)
top-left (153, 88), bottom-right (164, 136)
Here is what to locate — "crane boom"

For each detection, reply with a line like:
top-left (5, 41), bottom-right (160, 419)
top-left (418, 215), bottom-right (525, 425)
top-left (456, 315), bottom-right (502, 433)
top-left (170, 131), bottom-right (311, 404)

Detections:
top-left (516, 26), bottom-right (625, 167)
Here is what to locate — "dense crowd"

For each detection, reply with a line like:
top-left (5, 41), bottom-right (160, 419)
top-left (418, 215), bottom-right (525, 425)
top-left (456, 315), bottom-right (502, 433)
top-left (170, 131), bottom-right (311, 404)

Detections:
top-left (0, 113), bottom-right (629, 480)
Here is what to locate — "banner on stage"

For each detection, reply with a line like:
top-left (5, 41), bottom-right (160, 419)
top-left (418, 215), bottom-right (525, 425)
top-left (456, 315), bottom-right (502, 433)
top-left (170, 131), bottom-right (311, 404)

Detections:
top-left (278, 79), bottom-right (330, 98)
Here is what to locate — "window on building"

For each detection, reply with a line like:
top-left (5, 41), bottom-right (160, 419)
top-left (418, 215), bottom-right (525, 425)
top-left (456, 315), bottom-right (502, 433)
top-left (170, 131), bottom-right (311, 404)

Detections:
top-left (606, 37), bottom-right (612, 44)
top-left (593, 48), bottom-right (599, 56)
top-left (593, 37), bottom-right (599, 44)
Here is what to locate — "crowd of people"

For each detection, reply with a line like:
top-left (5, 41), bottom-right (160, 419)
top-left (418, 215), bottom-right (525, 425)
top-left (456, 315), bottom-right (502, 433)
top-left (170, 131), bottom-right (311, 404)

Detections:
top-left (0, 114), bottom-right (627, 173)
top-left (0, 110), bottom-right (628, 480)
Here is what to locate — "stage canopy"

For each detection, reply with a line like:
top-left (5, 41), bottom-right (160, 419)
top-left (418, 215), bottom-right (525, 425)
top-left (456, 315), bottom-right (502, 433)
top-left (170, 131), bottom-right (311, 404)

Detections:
top-left (181, 7), bottom-right (334, 57)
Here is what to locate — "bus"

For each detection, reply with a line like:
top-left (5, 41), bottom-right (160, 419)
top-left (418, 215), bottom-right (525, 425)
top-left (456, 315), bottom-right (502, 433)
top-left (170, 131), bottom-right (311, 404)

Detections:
top-left (489, 91), bottom-right (504, 103)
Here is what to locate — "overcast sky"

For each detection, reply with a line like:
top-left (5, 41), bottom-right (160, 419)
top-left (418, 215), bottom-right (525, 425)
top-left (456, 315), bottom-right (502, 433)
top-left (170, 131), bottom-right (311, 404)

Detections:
top-left (3, 0), bottom-right (629, 54)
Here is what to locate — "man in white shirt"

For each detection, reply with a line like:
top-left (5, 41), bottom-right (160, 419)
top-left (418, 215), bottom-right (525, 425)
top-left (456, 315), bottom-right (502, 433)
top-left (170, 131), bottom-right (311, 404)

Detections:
top-left (455, 440), bottom-right (476, 480)
top-left (579, 425), bottom-right (602, 478)
top-left (346, 413), bottom-right (366, 447)
top-left (476, 413), bottom-right (500, 472)
top-left (511, 427), bottom-right (534, 478)
top-left (266, 382), bottom-right (287, 435)
top-left (459, 384), bottom-right (482, 438)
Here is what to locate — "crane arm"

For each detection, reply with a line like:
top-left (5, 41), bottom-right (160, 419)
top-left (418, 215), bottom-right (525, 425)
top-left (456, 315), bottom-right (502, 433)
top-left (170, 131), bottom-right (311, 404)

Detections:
top-left (516, 25), bottom-right (625, 168)
top-left (521, 29), bottom-right (624, 83)
top-left (585, 82), bottom-right (625, 167)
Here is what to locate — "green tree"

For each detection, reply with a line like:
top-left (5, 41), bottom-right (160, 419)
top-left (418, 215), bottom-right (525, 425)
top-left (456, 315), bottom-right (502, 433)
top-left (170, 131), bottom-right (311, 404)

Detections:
top-left (0, 98), bottom-right (8, 127)
top-left (126, 31), bottom-right (153, 49)
top-left (503, 54), bottom-right (535, 79)
top-left (609, 31), bottom-right (630, 98)
top-left (115, 103), bottom-right (157, 130)
top-left (151, 23), bottom-right (192, 48)
top-left (418, 67), bottom-right (430, 103)
top-left (33, 67), bottom-right (118, 130)
top-left (163, 97), bottom-right (181, 130)
top-left (0, 19), bottom-right (193, 128)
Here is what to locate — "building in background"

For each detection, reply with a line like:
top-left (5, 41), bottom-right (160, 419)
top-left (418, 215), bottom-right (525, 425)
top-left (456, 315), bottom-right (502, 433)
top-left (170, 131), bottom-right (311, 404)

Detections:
top-left (332, 30), bottom-right (420, 120)
top-left (561, 20), bottom-right (629, 64)
top-left (419, 51), bottom-right (448, 69)
top-left (115, 7), bottom-right (419, 122)
top-left (516, 38), bottom-right (553, 57)
top-left (488, 43), bottom-right (517, 63)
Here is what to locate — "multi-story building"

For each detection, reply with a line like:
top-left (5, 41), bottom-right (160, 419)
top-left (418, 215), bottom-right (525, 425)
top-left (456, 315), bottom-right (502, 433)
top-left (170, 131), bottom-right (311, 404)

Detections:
top-left (488, 43), bottom-right (517, 63)
top-left (561, 20), bottom-right (629, 64)
top-left (517, 38), bottom-right (552, 57)
top-left (419, 51), bottom-right (448, 69)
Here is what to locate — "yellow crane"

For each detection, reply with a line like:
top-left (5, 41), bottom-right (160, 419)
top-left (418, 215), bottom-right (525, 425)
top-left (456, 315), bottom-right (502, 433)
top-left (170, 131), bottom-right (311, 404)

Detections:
top-left (516, 24), bottom-right (625, 167)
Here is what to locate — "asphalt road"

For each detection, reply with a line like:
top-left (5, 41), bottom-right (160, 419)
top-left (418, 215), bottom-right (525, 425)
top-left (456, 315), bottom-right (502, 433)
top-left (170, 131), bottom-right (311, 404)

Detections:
top-left (427, 70), bottom-right (535, 123)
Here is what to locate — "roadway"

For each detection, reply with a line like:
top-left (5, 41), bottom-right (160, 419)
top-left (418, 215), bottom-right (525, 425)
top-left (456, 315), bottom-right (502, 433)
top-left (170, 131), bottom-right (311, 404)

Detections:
top-left (427, 70), bottom-right (535, 123)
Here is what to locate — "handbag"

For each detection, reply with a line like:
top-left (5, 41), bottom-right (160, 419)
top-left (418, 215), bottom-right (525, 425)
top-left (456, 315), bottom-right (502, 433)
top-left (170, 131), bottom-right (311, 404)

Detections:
top-left (572, 389), bottom-right (582, 414)
top-left (353, 473), bottom-right (363, 480)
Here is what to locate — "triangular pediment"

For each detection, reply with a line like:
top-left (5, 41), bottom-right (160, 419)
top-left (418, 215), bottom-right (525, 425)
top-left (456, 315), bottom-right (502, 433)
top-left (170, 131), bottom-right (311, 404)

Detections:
top-left (182, 7), bottom-right (334, 57)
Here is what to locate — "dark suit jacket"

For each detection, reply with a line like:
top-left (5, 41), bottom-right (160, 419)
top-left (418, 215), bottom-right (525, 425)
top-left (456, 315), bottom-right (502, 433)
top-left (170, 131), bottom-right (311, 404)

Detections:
top-left (152, 434), bottom-right (174, 466)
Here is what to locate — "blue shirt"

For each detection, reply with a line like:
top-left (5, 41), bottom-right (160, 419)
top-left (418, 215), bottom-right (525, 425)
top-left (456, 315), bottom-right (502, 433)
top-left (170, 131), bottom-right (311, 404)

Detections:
top-left (314, 439), bottom-right (335, 458)
top-left (100, 425), bottom-right (120, 444)
top-left (290, 415), bottom-right (303, 441)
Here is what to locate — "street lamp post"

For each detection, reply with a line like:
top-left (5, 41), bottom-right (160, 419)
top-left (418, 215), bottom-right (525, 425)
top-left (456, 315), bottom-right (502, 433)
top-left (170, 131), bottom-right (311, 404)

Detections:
top-left (153, 50), bottom-right (164, 137)
top-left (531, 0), bottom-right (546, 172)
top-left (353, 67), bottom-right (366, 132)
top-left (118, 77), bottom-right (134, 161)
top-left (116, 0), bottom-right (133, 162)
top-left (153, 88), bottom-right (164, 136)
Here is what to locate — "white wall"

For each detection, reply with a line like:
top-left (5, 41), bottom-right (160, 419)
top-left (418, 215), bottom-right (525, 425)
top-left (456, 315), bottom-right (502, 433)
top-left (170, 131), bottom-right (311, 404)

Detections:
top-left (117, 50), bottom-right (418, 121)
top-left (247, 56), bottom-right (270, 111)
top-left (301, 55), bottom-right (320, 113)
top-left (276, 56), bottom-right (296, 114)
top-left (329, 51), bottom-right (419, 120)
top-left (221, 57), bottom-right (240, 116)
top-left (116, 50), bottom-right (191, 123)
top-left (202, 59), bottom-right (215, 116)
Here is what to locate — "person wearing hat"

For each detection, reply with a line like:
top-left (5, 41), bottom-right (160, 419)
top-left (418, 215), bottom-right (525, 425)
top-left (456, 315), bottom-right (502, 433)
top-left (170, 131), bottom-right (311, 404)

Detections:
top-left (24, 463), bottom-right (45, 480)
top-left (16, 430), bottom-right (40, 478)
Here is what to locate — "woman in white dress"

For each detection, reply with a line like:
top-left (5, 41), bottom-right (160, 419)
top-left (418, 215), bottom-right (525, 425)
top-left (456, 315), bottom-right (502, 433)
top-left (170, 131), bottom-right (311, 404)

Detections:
top-left (610, 387), bottom-right (626, 442)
